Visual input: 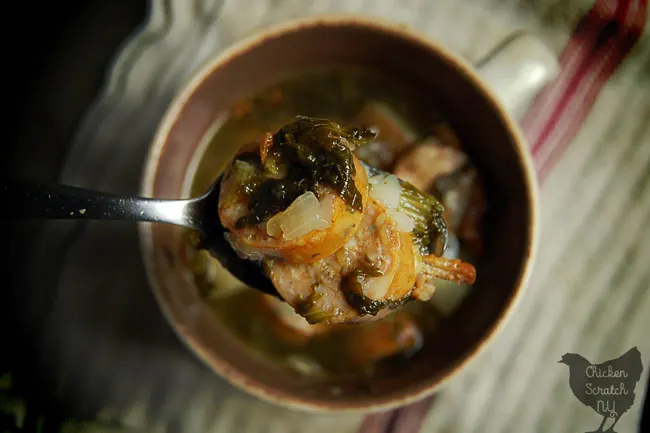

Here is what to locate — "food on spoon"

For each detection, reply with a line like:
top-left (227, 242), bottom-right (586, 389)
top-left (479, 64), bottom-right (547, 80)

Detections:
top-left (217, 115), bottom-right (476, 325)
top-left (190, 69), bottom-right (489, 377)
top-left (218, 115), bottom-right (373, 263)
top-left (266, 196), bottom-right (418, 324)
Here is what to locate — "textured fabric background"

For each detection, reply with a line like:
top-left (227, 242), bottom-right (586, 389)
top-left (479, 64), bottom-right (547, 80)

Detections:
top-left (21, 0), bottom-right (649, 432)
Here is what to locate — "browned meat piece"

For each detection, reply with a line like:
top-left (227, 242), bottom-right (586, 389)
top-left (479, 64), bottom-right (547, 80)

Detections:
top-left (435, 167), bottom-right (477, 231)
top-left (265, 197), bottom-right (417, 325)
top-left (457, 179), bottom-right (487, 255)
top-left (431, 122), bottom-right (462, 149)
top-left (393, 137), bottom-right (467, 192)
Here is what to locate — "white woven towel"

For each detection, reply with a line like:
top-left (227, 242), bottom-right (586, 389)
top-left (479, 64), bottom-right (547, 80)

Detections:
top-left (40, 1), bottom-right (649, 432)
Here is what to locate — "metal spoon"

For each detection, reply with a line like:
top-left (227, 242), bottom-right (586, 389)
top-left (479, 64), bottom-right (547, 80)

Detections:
top-left (1, 176), bottom-right (278, 296)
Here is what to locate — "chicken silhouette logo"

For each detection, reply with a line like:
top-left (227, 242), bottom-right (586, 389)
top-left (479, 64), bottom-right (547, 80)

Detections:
top-left (559, 346), bottom-right (643, 433)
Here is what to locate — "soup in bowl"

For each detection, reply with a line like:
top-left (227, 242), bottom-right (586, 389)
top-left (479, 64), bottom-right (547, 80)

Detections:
top-left (140, 16), bottom-right (538, 412)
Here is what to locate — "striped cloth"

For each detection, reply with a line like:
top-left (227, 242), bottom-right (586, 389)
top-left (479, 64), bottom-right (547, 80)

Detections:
top-left (26, 0), bottom-right (649, 432)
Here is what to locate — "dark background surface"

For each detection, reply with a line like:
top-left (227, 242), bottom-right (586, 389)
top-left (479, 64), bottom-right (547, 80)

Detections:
top-left (5, 0), bottom-right (147, 181)
top-left (2, 0), bottom-right (149, 424)
top-left (1, 1), bottom-right (648, 430)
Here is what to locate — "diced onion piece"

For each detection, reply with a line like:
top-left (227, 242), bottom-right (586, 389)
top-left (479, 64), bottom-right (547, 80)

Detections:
top-left (362, 274), bottom-right (393, 301)
top-left (386, 208), bottom-right (415, 233)
top-left (369, 173), bottom-right (401, 209)
top-left (266, 191), bottom-right (331, 240)
top-left (266, 217), bottom-right (283, 238)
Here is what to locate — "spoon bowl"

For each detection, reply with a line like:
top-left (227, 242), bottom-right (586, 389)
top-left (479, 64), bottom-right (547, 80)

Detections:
top-left (192, 177), bottom-right (278, 296)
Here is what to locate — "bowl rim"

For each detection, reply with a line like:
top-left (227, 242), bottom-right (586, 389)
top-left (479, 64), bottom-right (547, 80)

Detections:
top-left (139, 13), bottom-right (540, 413)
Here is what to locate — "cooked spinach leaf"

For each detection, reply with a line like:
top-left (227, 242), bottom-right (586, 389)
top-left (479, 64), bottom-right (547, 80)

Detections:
top-left (235, 116), bottom-right (375, 228)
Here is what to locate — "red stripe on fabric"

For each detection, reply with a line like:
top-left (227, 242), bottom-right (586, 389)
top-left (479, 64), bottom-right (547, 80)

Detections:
top-left (385, 396), bottom-right (436, 433)
top-left (521, 11), bottom-right (609, 143)
top-left (525, 0), bottom-right (647, 175)
top-left (357, 397), bottom-right (435, 433)
top-left (358, 410), bottom-right (398, 433)
top-left (537, 34), bottom-right (632, 179)
top-left (356, 0), bottom-right (647, 432)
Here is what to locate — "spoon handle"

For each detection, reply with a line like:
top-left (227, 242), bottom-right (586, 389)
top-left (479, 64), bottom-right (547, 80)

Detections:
top-left (2, 178), bottom-right (202, 230)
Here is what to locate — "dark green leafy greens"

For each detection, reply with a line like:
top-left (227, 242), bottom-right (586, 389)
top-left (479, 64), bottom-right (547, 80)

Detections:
top-left (337, 168), bottom-right (448, 317)
top-left (294, 292), bottom-right (336, 324)
top-left (362, 163), bottom-right (448, 256)
top-left (398, 181), bottom-right (448, 256)
top-left (234, 115), bottom-right (375, 228)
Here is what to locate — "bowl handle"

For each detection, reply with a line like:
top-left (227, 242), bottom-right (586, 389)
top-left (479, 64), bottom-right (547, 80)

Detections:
top-left (475, 31), bottom-right (559, 120)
